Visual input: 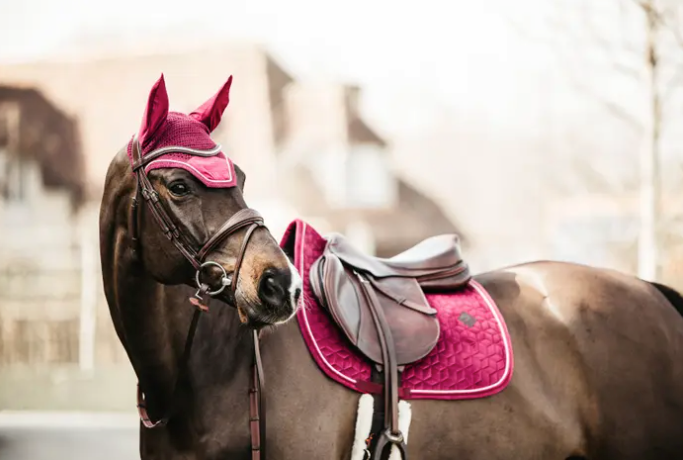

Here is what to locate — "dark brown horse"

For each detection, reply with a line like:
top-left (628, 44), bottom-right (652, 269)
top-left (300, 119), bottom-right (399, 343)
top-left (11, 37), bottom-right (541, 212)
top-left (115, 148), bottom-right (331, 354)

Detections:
top-left (100, 75), bottom-right (683, 460)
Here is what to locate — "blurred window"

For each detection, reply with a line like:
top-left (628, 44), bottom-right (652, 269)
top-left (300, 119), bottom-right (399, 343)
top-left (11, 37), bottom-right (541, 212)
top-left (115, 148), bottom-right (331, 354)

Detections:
top-left (345, 145), bottom-right (396, 208)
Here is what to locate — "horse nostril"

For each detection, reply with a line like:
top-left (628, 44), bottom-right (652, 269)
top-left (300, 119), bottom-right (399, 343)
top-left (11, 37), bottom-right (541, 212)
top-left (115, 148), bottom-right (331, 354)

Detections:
top-left (262, 275), bottom-right (283, 298)
top-left (258, 268), bottom-right (290, 308)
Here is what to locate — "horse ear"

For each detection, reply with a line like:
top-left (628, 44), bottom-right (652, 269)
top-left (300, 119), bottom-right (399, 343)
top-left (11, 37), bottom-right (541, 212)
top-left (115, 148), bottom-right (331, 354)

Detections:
top-left (138, 74), bottom-right (169, 147)
top-left (190, 76), bottom-right (233, 132)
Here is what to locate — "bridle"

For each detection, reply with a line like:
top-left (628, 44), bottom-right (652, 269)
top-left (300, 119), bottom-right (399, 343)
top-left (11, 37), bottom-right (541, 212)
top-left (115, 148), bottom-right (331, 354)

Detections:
top-left (128, 135), bottom-right (267, 459)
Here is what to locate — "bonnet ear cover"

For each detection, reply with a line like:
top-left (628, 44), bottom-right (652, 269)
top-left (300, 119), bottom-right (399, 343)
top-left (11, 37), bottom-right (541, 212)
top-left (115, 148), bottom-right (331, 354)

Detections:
top-left (190, 76), bottom-right (233, 133)
top-left (129, 74), bottom-right (238, 188)
top-left (138, 74), bottom-right (170, 149)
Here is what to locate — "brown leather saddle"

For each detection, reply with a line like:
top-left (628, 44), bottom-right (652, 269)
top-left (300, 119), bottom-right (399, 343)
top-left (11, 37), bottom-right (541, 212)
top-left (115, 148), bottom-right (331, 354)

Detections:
top-left (310, 233), bottom-right (471, 459)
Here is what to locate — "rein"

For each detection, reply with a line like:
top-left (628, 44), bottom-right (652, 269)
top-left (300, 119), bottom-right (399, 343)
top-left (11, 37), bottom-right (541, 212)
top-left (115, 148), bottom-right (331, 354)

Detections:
top-left (128, 136), bottom-right (267, 459)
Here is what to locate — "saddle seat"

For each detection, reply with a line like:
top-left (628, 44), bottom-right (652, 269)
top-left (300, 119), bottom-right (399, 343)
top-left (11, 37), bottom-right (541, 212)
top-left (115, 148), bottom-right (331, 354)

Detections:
top-left (328, 233), bottom-right (469, 291)
top-left (387, 234), bottom-right (464, 267)
top-left (310, 233), bottom-right (471, 366)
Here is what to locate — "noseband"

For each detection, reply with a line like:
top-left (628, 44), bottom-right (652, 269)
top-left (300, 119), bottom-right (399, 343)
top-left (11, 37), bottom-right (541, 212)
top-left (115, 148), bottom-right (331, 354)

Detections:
top-left (128, 136), bottom-right (267, 459)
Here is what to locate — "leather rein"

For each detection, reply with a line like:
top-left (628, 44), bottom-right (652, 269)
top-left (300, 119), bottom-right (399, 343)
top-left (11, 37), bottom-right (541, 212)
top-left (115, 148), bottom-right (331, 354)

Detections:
top-left (128, 136), bottom-right (267, 459)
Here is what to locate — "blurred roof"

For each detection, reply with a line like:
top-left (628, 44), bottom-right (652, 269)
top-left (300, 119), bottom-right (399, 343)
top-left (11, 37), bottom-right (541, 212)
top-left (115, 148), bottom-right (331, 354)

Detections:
top-left (344, 85), bottom-right (386, 147)
top-left (282, 160), bottom-right (466, 255)
top-left (0, 42), bottom-right (289, 200)
top-left (326, 179), bottom-right (467, 256)
top-left (0, 86), bottom-right (85, 206)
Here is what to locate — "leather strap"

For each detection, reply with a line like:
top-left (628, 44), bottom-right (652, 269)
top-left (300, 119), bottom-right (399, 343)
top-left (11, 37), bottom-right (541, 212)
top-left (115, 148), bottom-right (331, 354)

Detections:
top-left (250, 330), bottom-right (266, 459)
top-left (357, 272), bottom-right (407, 460)
top-left (199, 208), bottom-right (265, 261)
top-left (131, 137), bottom-right (201, 268)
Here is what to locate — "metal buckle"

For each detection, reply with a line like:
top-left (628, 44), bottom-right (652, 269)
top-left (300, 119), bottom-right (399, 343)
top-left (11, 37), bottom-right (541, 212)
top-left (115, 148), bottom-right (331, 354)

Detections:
top-left (195, 261), bottom-right (232, 296)
top-left (384, 429), bottom-right (404, 444)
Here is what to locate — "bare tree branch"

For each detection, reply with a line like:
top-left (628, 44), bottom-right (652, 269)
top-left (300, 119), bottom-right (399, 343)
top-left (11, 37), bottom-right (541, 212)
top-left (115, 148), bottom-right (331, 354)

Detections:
top-left (613, 61), bottom-right (644, 80)
top-left (508, 0), bottom-right (644, 128)
top-left (663, 61), bottom-right (683, 97)
top-left (619, 0), bottom-right (639, 46)
top-left (634, 0), bottom-right (683, 50)
top-left (582, 0), bottom-right (641, 56)
top-left (655, 7), bottom-right (683, 49)
top-left (570, 76), bottom-right (643, 127)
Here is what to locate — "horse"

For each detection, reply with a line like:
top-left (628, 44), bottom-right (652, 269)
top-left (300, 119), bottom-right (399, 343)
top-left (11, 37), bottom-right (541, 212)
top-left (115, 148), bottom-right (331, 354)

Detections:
top-left (99, 74), bottom-right (683, 460)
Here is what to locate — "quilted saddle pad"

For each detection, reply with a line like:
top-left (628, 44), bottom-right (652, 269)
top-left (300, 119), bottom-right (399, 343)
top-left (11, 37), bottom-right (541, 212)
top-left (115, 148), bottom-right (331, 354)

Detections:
top-left (281, 219), bottom-right (514, 400)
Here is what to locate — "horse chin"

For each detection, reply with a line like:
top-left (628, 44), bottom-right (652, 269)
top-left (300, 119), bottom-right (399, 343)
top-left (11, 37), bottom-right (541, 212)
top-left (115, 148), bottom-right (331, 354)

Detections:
top-left (213, 288), bottom-right (300, 327)
top-left (241, 302), bottom-right (299, 329)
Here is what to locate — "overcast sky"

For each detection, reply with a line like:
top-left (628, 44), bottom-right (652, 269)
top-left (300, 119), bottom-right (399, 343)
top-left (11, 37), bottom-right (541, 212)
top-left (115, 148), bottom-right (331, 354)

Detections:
top-left (0, 0), bottom-right (553, 136)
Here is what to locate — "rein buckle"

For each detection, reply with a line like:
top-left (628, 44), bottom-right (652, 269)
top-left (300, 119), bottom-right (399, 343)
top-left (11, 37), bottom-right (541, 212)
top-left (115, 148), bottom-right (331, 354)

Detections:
top-left (189, 283), bottom-right (211, 311)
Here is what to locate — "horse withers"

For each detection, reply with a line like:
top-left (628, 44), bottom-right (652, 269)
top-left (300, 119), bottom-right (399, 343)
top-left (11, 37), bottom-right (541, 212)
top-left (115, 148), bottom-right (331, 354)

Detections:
top-left (100, 74), bottom-right (683, 460)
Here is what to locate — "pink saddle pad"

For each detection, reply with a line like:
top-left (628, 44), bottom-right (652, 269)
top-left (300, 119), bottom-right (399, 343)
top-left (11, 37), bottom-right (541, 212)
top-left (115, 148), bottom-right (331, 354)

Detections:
top-left (281, 219), bottom-right (514, 400)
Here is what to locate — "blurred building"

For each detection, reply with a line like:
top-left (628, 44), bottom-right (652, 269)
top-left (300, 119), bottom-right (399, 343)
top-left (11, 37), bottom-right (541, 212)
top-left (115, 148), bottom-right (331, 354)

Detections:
top-left (0, 42), bottom-right (464, 409)
top-left (279, 81), bottom-right (465, 256)
top-left (0, 88), bottom-right (84, 365)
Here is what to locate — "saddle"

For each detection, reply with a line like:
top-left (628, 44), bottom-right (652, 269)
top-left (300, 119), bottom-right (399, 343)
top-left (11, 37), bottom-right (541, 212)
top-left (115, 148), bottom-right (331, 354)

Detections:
top-left (310, 233), bottom-right (471, 459)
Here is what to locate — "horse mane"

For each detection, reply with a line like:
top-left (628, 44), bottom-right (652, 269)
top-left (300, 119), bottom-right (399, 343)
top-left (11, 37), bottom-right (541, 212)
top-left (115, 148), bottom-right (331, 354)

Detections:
top-left (649, 281), bottom-right (683, 318)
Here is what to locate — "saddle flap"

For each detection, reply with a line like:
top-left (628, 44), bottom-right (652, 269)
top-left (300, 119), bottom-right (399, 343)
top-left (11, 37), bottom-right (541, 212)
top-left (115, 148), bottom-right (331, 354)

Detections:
top-left (310, 254), bottom-right (365, 344)
top-left (310, 248), bottom-right (441, 366)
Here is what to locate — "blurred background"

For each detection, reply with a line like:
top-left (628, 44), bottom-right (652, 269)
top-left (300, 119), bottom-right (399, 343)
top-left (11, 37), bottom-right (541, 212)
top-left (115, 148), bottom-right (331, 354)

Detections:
top-left (1, 0), bottom-right (683, 457)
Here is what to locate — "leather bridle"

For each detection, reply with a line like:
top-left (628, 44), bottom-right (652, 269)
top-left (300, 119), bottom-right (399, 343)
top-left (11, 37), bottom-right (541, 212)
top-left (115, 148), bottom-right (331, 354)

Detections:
top-left (128, 136), bottom-right (267, 459)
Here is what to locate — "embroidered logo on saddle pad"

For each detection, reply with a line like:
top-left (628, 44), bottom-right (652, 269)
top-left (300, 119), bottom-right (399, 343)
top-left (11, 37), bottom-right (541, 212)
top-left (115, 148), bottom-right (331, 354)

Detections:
top-left (127, 74), bottom-right (237, 188)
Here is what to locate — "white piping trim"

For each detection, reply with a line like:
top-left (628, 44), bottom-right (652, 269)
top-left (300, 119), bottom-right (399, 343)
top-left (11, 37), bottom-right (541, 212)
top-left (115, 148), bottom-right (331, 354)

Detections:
top-left (144, 156), bottom-right (235, 184)
top-left (146, 143), bottom-right (222, 157)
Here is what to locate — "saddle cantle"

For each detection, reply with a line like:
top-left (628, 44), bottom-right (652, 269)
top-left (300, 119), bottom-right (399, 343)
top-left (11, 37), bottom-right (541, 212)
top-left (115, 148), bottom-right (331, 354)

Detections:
top-left (309, 232), bottom-right (471, 459)
top-left (310, 233), bottom-right (471, 365)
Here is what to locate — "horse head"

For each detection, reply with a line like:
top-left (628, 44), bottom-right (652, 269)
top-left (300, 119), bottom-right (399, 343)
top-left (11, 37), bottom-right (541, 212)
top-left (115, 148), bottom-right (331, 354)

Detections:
top-left (107, 74), bottom-right (301, 327)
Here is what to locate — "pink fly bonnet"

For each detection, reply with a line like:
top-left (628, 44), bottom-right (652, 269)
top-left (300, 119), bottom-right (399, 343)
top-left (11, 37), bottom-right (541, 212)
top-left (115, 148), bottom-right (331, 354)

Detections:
top-left (126, 74), bottom-right (237, 188)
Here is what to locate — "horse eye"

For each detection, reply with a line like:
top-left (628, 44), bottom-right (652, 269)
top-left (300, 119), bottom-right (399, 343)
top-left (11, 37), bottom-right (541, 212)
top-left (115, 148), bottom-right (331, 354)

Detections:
top-left (168, 181), bottom-right (190, 197)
